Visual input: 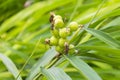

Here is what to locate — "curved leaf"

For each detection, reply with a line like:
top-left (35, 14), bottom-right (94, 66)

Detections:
top-left (26, 47), bottom-right (58, 80)
top-left (0, 53), bottom-right (22, 80)
top-left (0, 0), bottom-right (74, 34)
top-left (41, 67), bottom-right (72, 80)
top-left (84, 28), bottom-right (120, 48)
top-left (77, 45), bottom-right (120, 58)
top-left (65, 55), bottom-right (102, 80)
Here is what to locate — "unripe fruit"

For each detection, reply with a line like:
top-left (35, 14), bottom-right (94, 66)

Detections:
top-left (50, 36), bottom-right (58, 45)
top-left (54, 19), bottom-right (64, 28)
top-left (55, 46), bottom-right (63, 53)
top-left (59, 38), bottom-right (67, 47)
top-left (69, 44), bottom-right (75, 49)
top-left (53, 15), bottom-right (62, 21)
top-left (59, 28), bottom-right (70, 38)
top-left (67, 28), bottom-right (72, 36)
top-left (69, 49), bottom-right (75, 54)
top-left (68, 44), bottom-right (75, 54)
top-left (51, 29), bottom-right (59, 38)
top-left (68, 22), bottom-right (78, 31)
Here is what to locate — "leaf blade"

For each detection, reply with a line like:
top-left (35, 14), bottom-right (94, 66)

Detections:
top-left (65, 55), bottom-right (102, 80)
top-left (26, 47), bottom-right (58, 80)
top-left (41, 67), bottom-right (72, 80)
top-left (84, 28), bottom-right (120, 48)
top-left (0, 53), bottom-right (22, 80)
top-left (77, 45), bottom-right (120, 58)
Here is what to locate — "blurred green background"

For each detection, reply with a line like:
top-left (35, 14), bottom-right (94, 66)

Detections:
top-left (0, 0), bottom-right (120, 80)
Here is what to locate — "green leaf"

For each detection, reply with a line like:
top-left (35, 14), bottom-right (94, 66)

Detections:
top-left (41, 67), bottom-right (72, 80)
top-left (77, 45), bottom-right (120, 58)
top-left (101, 17), bottom-right (120, 30)
top-left (26, 47), bottom-right (58, 80)
top-left (89, 53), bottom-right (120, 65)
top-left (0, 0), bottom-right (74, 34)
top-left (94, 8), bottom-right (120, 24)
top-left (65, 55), bottom-right (102, 80)
top-left (75, 1), bottom-right (120, 24)
top-left (84, 28), bottom-right (120, 48)
top-left (0, 53), bottom-right (22, 80)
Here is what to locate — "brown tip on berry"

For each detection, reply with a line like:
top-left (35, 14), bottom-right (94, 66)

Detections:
top-left (45, 38), bottom-right (50, 44)
top-left (79, 24), bottom-right (84, 28)
top-left (49, 12), bottom-right (55, 23)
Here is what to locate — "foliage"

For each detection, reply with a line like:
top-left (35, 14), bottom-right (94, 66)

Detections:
top-left (0, 0), bottom-right (120, 80)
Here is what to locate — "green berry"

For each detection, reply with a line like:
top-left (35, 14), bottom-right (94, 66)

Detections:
top-left (53, 15), bottom-right (62, 21)
top-left (69, 49), bottom-right (75, 54)
top-left (50, 36), bottom-right (58, 45)
top-left (67, 28), bottom-right (72, 36)
top-left (59, 38), bottom-right (67, 47)
top-left (68, 22), bottom-right (78, 31)
top-left (59, 28), bottom-right (70, 38)
top-left (69, 44), bottom-right (75, 54)
top-left (55, 46), bottom-right (63, 52)
top-left (69, 44), bottom-right (75, 49)
top-left (54, 19), bottom-right (64, 28)
top-left (51, 29), bottom-right (59, 38)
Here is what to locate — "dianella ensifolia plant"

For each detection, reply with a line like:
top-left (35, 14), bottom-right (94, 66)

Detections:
top-left (41, 13), bottom-right (102, 80)
top-left (46, 13), bottom-right (82, 55)
top-left (0, 0), bottom-right (120, 80)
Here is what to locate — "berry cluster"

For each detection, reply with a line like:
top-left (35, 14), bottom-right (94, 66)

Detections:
top-left (45, 13), bottom-right (80, 54)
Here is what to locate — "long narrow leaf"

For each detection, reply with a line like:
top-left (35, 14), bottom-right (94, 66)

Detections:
top-left (65, 55), bottom-right (102, 80)
top-left (0, 0), bottom-right (74, 34)
top-left (101, 17), bottom-right (120, 30)
top-left (77, 45), bottom-right (120, 58)
top-left (26, 47), bottom-right (58, 80)
top-left (0, 53), bottom-right (22, 80)
top-left (84, 28), bottom-right (120, 48)
top-left (41, 67), bottom-right (72, 80)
